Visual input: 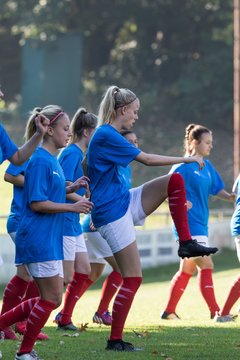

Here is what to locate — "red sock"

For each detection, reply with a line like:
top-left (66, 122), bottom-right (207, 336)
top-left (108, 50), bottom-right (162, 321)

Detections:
top-left (60, 272), bottom-right (92, 324)
top-left (0, 298), bottom-right (39, 330)
top-left (1, 275), bottom-right (29, 314)
top-left (168, 173), bottom-right (191, 242)
top-left (165, 271), bottom-right (191, 313)
top-left (220, 277), bottom-right (240, 315)
top-left (97, 271), bottom-right (123, 315)
top-left (199, 269), bottom-right (220, 316)
top-left (21, 281), bottom-right (39, 302)
top-left (18, 299), bottom-right (56, 354)
top-left (110, 277), bottom-right (142, 340)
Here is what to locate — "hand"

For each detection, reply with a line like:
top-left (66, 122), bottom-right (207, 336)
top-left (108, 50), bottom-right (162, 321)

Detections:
top-left (71, 176), bottom-right (90, 194)
top-left (89, 218), bottom-right (96, 231)
top-left (186, 200), bottom-right (192, 210)
top-left (185, 155), bottom-right (205, 170)
top-left (229, 192), bottom-right (236, 202)
top-left (35, 114), bottom-right (50, 136)
top-left (72, 198), bottom-right (94, 214)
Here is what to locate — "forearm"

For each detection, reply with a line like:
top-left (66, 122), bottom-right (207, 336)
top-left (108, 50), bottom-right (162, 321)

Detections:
top-left (136, 152), bottom-right (186, 166)
top-left (30, 200), bottom-right (75, 213)
top-left (4, 173), bottom-right (24, 187)
top-left (66, 193), bottom-right (84, 202)
top-left (10, 132), bottom-right (42, 165)
top-left (216, 189), bottom-right (235, 202)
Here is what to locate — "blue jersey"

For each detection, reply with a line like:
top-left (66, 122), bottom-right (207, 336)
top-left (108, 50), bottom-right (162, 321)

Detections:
top-left (0, 124), bottom-right (18, 164)
top-left (87, 124), bottom-right (140, 227)
top-left (58, 144), bottom-right (85, 236)
top-left (82, 164), bottom-right (132, 232)
top-left (6, 161), bottom-right (29, 233)
top-left (231, 176), bottom-right (240, 236)
top-left (170, 159), bottom-right (224, 237)
top-left (15, 147), bottom-right (66, 263)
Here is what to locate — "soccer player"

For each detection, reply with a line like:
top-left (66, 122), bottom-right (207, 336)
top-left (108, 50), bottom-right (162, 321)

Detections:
top-left (161, 124), bottom-right (235, 320)
top-left (86, 86), bottom-right (218, 351)
top-left (2, 113), bottom-right (48, 340)
top-left (54, 108), bottom-right (98, 330)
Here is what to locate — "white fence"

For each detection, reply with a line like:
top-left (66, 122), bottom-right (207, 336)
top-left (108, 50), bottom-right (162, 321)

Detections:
top-left (0, 210), bottom-right (235, 285)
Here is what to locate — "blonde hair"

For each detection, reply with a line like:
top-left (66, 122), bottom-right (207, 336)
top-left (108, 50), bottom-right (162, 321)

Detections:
top-left (184, 123), bottom-right (211, 155)
top-left (70, 108), bottom-right (98, 143)
top-left (98, 85), bottom-right (137, 125)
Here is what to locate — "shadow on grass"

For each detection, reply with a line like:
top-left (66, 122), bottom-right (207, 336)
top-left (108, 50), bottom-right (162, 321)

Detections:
top-left (1, 323), bottom-right (239, 360)
top-left (0, 249), bottom-right (238, 300)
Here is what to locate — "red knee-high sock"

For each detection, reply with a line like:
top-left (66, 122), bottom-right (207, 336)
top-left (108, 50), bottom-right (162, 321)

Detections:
top-left (21, 281), bottom-right (39, 302)
top-left (165, 271), bottom-right (191, 313)
top-left (1, 275), bottom-right (29, 314)
top-left (60, 272), bottom-right (93, 324)
top-left (18, 299), bottom-right (56, 355)
top-left (97, 271), bottom-right (123, 315)
top-left (110, 277), bottom-right (142, 340)
top-left (168, 173), bottom-right (191, 242)
top-left (0, 298), bottom-right (39, 330)
top-left (198, 269), bottom-right (220, 316)
top-left (220, 277), bottom-right (240, 316)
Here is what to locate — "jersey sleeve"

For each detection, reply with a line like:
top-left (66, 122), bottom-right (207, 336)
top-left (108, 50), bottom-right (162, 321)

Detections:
top-left (207, 160), bottom-right (225, 195)
top-left (59, 151), bottom-right (82, 182)
top-left (6, 161), bottom-right (28, 176)
top-left (27, 163), bottom-right (50, 203)
top-left (102, 134), bottom-right (140, 167)
top-left (0, 125), bottom-right (18, 163)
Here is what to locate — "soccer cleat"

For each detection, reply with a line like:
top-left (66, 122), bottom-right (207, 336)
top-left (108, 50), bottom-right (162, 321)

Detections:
top-left (3, 326), bottom-right (18, 340)
top-left (161, 311), bottom-right (180, 320)
top-left (214, 314), bottom-right (238, 323)
top-left (106, 339), bottom-right (142, 352)
top-left (15, 349), bottom-right (42, 359)
top-left (178, 240), bottom-right (218, 259)
top-left (15, 321), bottom-right (49, 340)
top-left (93, 311), bottom-right (112, 326)
top-left (54, 312), bottom-right (77, 331)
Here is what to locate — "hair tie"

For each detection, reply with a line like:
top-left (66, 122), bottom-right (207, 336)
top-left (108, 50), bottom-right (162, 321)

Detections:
top-left (50, 111), bottom-right (64, 124)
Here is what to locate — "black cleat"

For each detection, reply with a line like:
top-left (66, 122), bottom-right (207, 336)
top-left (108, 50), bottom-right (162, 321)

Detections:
top-left (106, 339), bottom-right (142, 352)
top-left (161, 311), bottom-right (180, 320)
top-left (178, 240), bottom-right (218, 259)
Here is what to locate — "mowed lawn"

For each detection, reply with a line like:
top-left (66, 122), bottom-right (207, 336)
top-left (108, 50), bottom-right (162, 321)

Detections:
top-left (0, 249), bottom-right (239, 360)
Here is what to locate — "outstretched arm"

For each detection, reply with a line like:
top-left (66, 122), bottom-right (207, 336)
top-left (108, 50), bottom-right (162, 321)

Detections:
top-left (135, 152), bottom-right (204, 170)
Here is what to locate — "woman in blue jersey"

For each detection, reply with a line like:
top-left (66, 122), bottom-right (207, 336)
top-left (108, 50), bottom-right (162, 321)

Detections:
top-left (0, 105), bottom-right (93, 360)
top-left (214, 175), bottom-right (240, 322)
top-left (83, 130), bottom-right (138, 327)
top-left (161, 124), bottom-right (235, 321)
top-left (1, 115), bottom-right (48, 341)
top-left (54, 108), bottom-right (98, 331)
top-left (86, 86), bottom-right (218, 352)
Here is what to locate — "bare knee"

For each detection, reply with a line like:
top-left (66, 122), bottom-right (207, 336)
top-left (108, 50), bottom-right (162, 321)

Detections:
top-left (89, 263), bottom-right (105, 282)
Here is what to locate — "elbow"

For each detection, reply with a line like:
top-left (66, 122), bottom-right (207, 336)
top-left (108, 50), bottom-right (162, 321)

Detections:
top-left (4, 173), bottom-right (10, 183)
top-left (30, 202), bottom-right (42, 212)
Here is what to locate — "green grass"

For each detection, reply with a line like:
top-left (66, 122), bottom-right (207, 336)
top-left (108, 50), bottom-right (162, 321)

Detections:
top-left (0, 249), bottom-right (239, 360)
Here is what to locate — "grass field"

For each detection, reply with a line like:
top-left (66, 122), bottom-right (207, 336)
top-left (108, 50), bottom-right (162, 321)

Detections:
top-left (0, 249), bottom-right (239, 360)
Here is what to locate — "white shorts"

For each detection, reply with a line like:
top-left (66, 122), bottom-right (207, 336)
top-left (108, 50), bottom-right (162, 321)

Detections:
top-left (63, 234), bottom-right (87, 261)
top-left (0, 256), bottom-right (3, 266)
top-left (235, 236), bottom-right (240, 263)
top-left (85, 231), bottom-right (113, 264)
top-left (194, 235), bottom-right (209, 247)
top-left (9, 232), bottom-right (16, 243)
top-left (24, 260), bottom-right (64, 278)
top-left (98, 185), bottom-right (146, 254)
